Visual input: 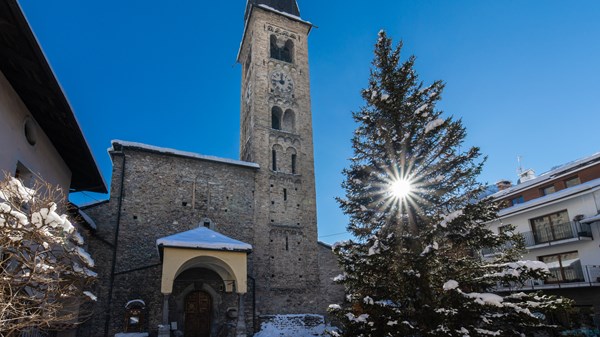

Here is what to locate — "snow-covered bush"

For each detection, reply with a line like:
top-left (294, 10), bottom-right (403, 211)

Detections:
top-left (0, 175), bottom-right (97, 335)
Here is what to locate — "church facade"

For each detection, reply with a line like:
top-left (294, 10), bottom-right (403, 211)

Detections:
top-left (80, 1), bottom-right (343, 336)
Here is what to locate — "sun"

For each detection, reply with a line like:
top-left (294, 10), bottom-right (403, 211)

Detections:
top-left (390, 179), bottom-right (412, 199)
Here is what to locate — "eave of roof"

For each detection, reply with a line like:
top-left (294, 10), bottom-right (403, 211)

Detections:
top-left (0, 0), bottom-right (107, 193)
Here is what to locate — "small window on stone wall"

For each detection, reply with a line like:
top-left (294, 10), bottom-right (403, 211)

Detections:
top-left (291, 154), bottom-right (297, 174)
top-left (272, 106), bottom-right (283, 130)
top-left (201, 218), bottom-right (215, 230)
top-left (272, 150), bottom-right (277, 171)
top-left (124, 299), bottom-right (146, 333)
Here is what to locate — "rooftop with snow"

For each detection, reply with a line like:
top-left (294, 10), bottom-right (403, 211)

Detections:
top-left (156, 226), bottom-right (252, 252)
top-left (110, 140), bottom-right (259, 169)
top-left (491, 151), bottom-right (600, 200)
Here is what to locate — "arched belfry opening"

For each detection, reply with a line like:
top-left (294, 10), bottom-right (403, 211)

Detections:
top-left (270, 35), bottom-right (294, 63)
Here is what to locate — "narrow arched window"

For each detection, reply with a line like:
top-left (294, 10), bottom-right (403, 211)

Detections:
top-left (282, 109), bottom-right (295, 133)
top-left (272, 149), bottom-right (277, 171)
top-left (282, 40), bottom-right (294, 63)
top-left (272, 106), bottom-right (283, 130)
top-left (287, 147), bottom-right (297, 174)
top-left (270, 35), bottom-right (279, 60)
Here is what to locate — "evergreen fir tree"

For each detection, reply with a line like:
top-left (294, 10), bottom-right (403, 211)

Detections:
top-left (329, 31), bottom-right (571, 337)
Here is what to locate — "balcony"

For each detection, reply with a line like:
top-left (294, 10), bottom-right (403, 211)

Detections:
top-left (495, 265), bottom-right (600, 292)
top-left (481, 242), bottom-right (514, 257)
top-left (522, 221), bottom-right (592, 248)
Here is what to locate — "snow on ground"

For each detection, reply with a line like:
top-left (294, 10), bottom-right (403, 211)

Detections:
top-left (254, 314), bottom-right (335, 337)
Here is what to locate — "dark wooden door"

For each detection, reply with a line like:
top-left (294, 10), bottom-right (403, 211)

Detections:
top-left (184, 291), bottom-right (211, 337)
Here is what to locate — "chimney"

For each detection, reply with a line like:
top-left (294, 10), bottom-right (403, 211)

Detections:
top-left (496, 180), bottom-right (512, 191)
top-left (518, 169), bottom-right (536, 184)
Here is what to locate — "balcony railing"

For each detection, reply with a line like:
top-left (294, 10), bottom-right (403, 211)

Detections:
top-left (495, 265), bottom-right (600, 291)
top-left (522, 221), bottom-right (592, 248)
top-left (481, 242), bottom-right (514, 257)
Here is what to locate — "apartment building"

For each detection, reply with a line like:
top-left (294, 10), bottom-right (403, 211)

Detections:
top-left (486, 152), bottom-right (600, 328)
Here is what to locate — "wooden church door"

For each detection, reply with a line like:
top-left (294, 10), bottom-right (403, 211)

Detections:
top-left (184, 291), bottom-right (212, 337)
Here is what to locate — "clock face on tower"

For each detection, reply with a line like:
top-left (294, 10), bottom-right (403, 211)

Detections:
top-left (270, 71), bottom-right (294, 94)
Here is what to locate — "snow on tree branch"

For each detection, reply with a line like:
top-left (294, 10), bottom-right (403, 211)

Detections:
top-left (0, 174), bottom-right (97, 335)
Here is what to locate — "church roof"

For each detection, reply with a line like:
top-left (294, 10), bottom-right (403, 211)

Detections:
top-left (157, 226), bottom-right (252, 252)
top-left (245, 0), bottom-right (300, 20)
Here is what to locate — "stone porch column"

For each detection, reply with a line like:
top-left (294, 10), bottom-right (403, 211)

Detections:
top-left (158, 293), bottom-right (170, 337)
top-left (236, 293), bottom-right (246, 337)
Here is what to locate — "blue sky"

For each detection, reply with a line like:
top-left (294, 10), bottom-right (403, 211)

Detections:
top-left (19, 0), bottom-right (600, 243)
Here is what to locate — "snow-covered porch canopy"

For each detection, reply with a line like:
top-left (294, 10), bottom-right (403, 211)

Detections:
top-left (156, 227), bottom-right (252, 294)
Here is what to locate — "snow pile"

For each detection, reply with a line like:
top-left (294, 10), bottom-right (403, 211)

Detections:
top-left (439, 210), bottom-right (463, 228)
top-left (254, 314), bottom-right (334, 337)
top-left (484, 260), bottom-right (549, 278)
top-left (420, 241), bottom-right (439, 256)
top-left (424, 118), bottom-right (444, 133)
top-left (443, 280), bottom-right (459, 291)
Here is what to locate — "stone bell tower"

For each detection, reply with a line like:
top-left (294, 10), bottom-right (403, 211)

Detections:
top-left (237, 0), bottom-right (322, 314)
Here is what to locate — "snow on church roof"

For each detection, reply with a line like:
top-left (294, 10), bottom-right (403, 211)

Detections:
top-left (110, 140), bottom-right (259, 169)
top-left (157, 226), bottom-right (252, 252)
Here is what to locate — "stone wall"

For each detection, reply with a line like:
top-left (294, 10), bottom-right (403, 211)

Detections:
top-left (317, 242), bottom-right (345, 316)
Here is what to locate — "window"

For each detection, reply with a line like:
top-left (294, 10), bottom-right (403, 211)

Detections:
top-left (23, 117), bottom-right (38, 146)
top-left (283, 188), bottom-right (287, 201)
top-left (271, 107), bottom-right (282, 130)
top-left (510, 195), bottom-right (524, 206)
top-left (282, 109), bottom-right (295, 133)
top-left (541, 185), bottom-right (556, 196)
top-left (291, 154), bottom-right (297, 174)
top-left (530, 210), bottom-right (571, 244)
top-left (272, 150), bottom-right (277, 171)
top-left (270, 35), bottom-right (293, 63)
top-left (15, 162), bottom-right (34, 188)
top-left (539, 251), bottom-right (583, 283)
top-left (565, 176), bottom-right (581, 188)
top-left (201, 218), bottom-right (215, 230)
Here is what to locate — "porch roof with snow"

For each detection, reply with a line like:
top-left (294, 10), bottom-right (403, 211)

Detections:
top-left (157, 226), bottom-right (252, 253)
top-left (157, 227), bottom-right (252, 294)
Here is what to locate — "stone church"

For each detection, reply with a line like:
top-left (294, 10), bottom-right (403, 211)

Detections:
top-left (80, 1), bottom-right (344, 336)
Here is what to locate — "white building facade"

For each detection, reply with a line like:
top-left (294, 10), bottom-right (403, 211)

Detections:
top-left (487, 153), bottom-right (600, 328)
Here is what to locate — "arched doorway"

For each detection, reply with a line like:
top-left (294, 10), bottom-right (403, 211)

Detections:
top-left (184, 291), bottom-right (212, 337)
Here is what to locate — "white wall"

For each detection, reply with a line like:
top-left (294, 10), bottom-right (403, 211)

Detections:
top-left (488, 191), bottom-right (600, 271)
top-left (0, 70), bottom-right (71, 191)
